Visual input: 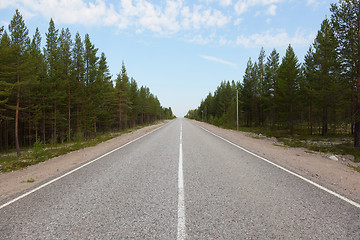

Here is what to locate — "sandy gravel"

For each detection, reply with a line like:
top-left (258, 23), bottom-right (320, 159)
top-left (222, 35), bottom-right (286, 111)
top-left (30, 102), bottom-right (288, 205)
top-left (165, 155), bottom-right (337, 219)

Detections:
top-left (191, 120), bottom-right (360, 204)
top-left (0, 121), bottom-right (167, 202)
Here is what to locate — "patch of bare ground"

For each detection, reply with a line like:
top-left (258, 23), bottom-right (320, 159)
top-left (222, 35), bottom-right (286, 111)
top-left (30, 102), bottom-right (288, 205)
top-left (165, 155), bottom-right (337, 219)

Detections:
top-left (0, 121), bottom-right (167, 202)
top-left (191, 120), bottom-right (360, 204)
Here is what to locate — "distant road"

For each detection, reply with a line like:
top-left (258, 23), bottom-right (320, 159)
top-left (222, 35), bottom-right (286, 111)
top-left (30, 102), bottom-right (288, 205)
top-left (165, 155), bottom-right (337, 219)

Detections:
top-left (1, 118), bottom-right (359, 239)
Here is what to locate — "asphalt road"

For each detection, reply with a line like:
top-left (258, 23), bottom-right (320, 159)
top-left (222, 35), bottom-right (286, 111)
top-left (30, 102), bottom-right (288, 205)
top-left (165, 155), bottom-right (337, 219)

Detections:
top-left (1, 118), bottom-right (359, 239)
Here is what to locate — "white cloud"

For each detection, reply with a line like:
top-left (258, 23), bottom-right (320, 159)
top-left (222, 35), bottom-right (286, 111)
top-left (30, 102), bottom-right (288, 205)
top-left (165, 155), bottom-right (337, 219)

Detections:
top-left (235, 28), bottom-right (316, 48)
top-left (266, 4), bottom-right (277, 15)
top-left (306, 0), bottom-right (319, 6)
top-left (0, 0), bottom-right (15, 9)
top-left (220, 0), bottom-right (232, 7)
top-left (5, 0), bottom-right (231, 35)
top-left (234, 0), bottom-right (284, 15)
top-left (234, 1), bottom-right (248, 15)
top-left (186, 34), bottom-right (212, 45)
top-left (181, 5), bottom-right (230, 30)
top-left (233, 18), bottom-right (243, 26)
top-left (219, 37), bottom-right (229, 45)
top-left (201, 55), bottom-right (237, 67)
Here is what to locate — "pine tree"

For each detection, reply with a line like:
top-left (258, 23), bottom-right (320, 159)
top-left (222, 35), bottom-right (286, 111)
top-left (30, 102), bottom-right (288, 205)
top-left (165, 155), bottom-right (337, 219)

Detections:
top-left (84, 33), bottom-right (99, 136)
top-left (331, 0), bottom-right (360, 146)
top-left (59, 28), bottom-right (72, 141)
top-left (276, 45), bottom-right (301, 135)
top-left (257, 47), bottom-right (267, 124)
top-left (264, 49), bottom-right (280, 125)
top-left (139, 86), bottom-right (148, 124)
top-left (116, 61), bottom-right (130, 129)
top-left (128, 77), bottom-right (139, 127)
top-left (96, 52), bottom-right (116, 131)
top-left (313, 19), bottom-right (339, 136)
top-left (45, 19), bottom-right (61, 144)
top-left (27, 28), bottom-right (44, 143)
top-left (0, 30), bottom-right (14, 124)
top-left (241, 58), bottom-right (254, 126)
top-left (71, 32), bottom-right (85, 136)
top-left (302, 46), bottom-right (317, 135)
top-left (9, 9), bottom-right (30, 156)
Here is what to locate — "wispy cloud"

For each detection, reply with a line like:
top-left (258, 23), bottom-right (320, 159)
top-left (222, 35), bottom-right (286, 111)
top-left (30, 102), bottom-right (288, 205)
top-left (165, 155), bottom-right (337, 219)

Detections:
top-left (201, 55), bottom-right (237, 67)
top-left (3, 0), bottom-right (230, 35)
top-left (306, 0), bottom-right (320, 8)
top-left (234, 0), bottom-right (285, 15)
top-left (235, 28), bottom-right (316, 48)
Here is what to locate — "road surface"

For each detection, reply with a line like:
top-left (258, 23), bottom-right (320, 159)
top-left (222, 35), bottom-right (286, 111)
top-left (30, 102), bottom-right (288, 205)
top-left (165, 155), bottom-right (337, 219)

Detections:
top-left (0, 118), bottom-right (359, 239)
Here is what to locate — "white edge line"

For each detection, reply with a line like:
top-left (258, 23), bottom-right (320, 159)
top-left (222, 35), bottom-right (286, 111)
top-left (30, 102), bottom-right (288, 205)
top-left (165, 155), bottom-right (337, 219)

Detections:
top-left (198, 125), bottom-right (360, 209)
top-left (0, 123), bottom-right (168, 210)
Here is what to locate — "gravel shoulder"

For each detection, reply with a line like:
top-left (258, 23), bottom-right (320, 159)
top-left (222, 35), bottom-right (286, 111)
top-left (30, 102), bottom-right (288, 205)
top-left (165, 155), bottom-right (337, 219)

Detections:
top-left (0, 121), bottom-right (167, 202)
top-left (190, 119), bottom-right (360, 204)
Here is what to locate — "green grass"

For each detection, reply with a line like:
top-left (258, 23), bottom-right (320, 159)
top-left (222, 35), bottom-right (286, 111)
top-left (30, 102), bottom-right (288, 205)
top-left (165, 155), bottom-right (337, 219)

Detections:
top-left (27, 178), bottom-right (35, 183)
top-left (0, 122), bottom-right (162, 173)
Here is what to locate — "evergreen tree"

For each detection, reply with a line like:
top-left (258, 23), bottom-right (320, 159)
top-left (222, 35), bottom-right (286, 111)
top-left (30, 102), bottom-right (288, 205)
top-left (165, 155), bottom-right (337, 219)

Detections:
top-left (71, 32), bottom-right (85, 135)
top-left (116, 61), bottom-right (130, 129)
top-left (0, 10), bottom-right (172, 153)
top-left (128, 77), bottom-right (139, 127)
top-left (27, 28), bottom-right (44, 143)
top-left (276, 45), bottom-right (301, 135)
top-left (264, 49), bottom-right (280, 124)
top-left (313, 19), bottom-right (339, 135)
top-left (9, 9), bottom-right (30, 156)
top-left (59, 28), bottom-right (72, 141)
top-left (331, 0), bottom-right (360, 146)
top-left (257, 47), bottom-right (267, 124)
top-left (45, 18), bottom-right (62, 144)
top-left (0, 30), bottom-right (14, 124)
top-left (241, 58), bottom-right (254, 126)
top-left (96, 52), bottom-right (116, 131)
top-left (302, 46), bottom-right (317, 135)
top-left (84, 33), bottom-right (99, 136)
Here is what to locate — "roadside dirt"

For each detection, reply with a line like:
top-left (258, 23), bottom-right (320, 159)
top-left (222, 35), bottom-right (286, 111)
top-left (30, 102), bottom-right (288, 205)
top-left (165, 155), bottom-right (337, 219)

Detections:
top-left (0, 122), bottom-right (167, 202)
top-left (192, 120), bottom-right (360, 204)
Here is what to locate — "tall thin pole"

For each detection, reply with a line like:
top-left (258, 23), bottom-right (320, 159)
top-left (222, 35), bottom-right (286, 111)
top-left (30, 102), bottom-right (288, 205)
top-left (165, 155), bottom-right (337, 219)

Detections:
top-left (237, 88), bottom-right (239, 131)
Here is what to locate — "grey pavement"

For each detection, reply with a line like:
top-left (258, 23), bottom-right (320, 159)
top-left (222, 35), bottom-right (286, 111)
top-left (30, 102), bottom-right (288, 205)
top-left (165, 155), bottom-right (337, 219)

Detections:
top-left (0, 118), bottom-right (359, 239)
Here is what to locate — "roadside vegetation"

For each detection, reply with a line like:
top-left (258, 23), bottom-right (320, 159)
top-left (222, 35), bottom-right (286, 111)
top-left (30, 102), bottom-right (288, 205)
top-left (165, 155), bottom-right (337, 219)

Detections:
top-left (186, 0), bottom-right (360, 167)
top-left (0, 121), bottom-right (164, 173)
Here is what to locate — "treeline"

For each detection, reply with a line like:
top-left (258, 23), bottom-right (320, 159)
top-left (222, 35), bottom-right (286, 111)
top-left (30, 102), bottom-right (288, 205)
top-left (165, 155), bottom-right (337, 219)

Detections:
top-left (0, 10), bottom-right (174, 156)
top-left (186, 0), bottom-right (360, 147)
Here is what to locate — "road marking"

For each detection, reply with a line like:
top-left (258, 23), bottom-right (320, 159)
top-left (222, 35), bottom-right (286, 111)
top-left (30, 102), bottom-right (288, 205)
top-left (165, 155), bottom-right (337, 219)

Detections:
top-left (198, 125), bottom-right (360, 209)
top-left (0, 123), bottom-right (168, 210)
top-left (177, 121), bottom-right (186, 240)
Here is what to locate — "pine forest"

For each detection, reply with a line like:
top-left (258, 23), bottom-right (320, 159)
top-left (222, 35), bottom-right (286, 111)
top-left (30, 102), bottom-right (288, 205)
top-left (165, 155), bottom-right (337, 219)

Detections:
top-left (0, 10), bottom-right (174, 157)
top-left (186, 1), bottom-right (360, 149)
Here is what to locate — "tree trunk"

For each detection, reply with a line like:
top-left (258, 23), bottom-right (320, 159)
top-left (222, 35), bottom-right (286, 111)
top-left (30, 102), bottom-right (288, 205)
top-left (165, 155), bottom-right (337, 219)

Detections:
top-left (119, 98), bottom-right (122, 129)
top-left (15, 54), bottom-right (21, 157)
top-left (76, 104), bottom-right (79, 132)
top-left (355, 12), bottom-right (360, 147)
top-left (0, 123), bottom-right (2, 151)
top-left (309, 103), bottom-right (313, 135)
top-left (355, 102), bottom-right (360, 147)
top-left (322, 107), bottom-right (328, 136)
top-left (42, 96), bottom-right (46, 143)
top-left (53, 95), bottom-right (57, 145)
top-left (5, 120), bottom-right (8, 153)
top-left (67, 71), bottom-right (71, 142)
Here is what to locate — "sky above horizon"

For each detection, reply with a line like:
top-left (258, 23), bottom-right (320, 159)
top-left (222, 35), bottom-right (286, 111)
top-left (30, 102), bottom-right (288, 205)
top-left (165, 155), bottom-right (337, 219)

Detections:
top-left (0, 0), bottom-right (337, 117)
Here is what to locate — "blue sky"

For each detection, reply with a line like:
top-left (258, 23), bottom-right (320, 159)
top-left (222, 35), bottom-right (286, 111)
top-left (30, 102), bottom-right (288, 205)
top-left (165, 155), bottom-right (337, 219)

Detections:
top-left (0, 0), bottom-right (337, 117)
